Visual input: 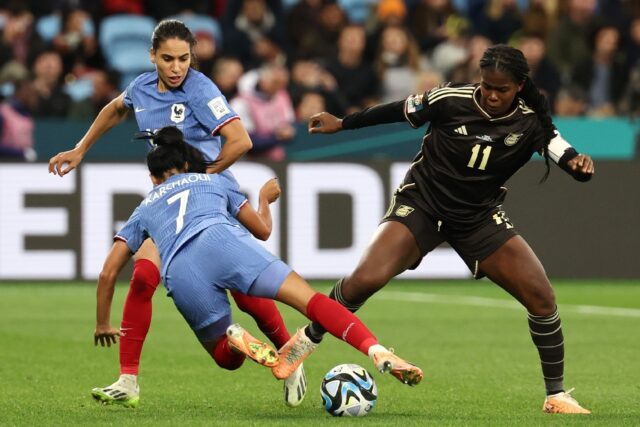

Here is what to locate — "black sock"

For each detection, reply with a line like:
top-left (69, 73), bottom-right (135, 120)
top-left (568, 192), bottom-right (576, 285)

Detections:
top-left (307, 278), bottom-right (363, 341)
top-left (528, 308), bottom-right (565, 395)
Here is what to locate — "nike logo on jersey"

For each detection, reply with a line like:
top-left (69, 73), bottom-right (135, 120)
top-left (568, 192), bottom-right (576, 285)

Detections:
top-left (454, 125), bottom-right (468, 135)
top-left (134, 107), bottom-right (145, 113)
top-left (476, 135), bottom-right (494, 142)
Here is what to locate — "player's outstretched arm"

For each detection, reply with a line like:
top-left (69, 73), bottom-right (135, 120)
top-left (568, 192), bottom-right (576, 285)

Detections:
top-left (207, 119), bottom-right (252, 174)
top-left (309, 101), bottom-right (406, 135)
top-left (236, 178), bottom-right (281, 241)
top-left (547, 133), bottom-right (595, 182)
top-left (49, 92), bottom-right (129, 177)
top-left (95, 240), bottom-right (131, 347)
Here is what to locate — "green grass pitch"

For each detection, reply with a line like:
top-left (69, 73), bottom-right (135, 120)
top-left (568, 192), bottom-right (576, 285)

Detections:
top-left (1, 280), bottom-right (639, 426)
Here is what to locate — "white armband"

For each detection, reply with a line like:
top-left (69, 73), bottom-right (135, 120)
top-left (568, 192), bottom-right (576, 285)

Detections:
top-left (547, 132), bottom-right (573, 163)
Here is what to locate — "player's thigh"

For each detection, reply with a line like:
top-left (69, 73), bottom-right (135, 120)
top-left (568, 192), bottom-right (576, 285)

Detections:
top-left (479, 235), bottom-right (556, 315)
top-left (132, 238), bottom-right (161, 269)
top-left (274, 271), bottom-right (317, 315)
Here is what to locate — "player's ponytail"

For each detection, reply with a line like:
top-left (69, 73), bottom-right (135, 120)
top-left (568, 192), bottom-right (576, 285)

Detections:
top-left (480, 44), bottom-right (553, 181)
top-left (138, 126), bottom-right (209, 178)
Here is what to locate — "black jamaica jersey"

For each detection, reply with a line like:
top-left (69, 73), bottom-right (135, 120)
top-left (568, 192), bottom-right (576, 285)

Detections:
top-left (400, 83), bottom-right (547, 227)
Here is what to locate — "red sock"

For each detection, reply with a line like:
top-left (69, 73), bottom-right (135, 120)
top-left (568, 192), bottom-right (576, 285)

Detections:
top-left (210, 336), bottom-right (245, 370)
top-left (119, 259), bottom-right (160, 375)
top-left (306, 293), bottom-right (377, 355)
top-left (230, 291), bottom-right (291, 348)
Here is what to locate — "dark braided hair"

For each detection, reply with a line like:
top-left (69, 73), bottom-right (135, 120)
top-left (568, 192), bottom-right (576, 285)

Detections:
top-left (138, 126), bottom-right (210, 178)
top-left (479, 44), bottom-right (554, 181)
top-left (151, 19), bottom-right (199, 70)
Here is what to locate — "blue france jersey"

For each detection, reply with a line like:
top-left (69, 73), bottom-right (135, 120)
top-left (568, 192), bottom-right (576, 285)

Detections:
top-left (116, 173), bottom-right (248, 277)
top-left (123, 69), bottom-right (238, 162)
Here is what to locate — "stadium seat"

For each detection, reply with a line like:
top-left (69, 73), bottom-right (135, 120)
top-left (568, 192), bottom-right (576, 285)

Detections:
top-left (338, 0), bottom-right (377, 24)
top-left (170, 13), bottom-right (222, 46)
top-left (64, 77), bottom-right (94, 101)
top-left (99, 14), bottom-right (156, 88)
top-left (36, 13), bottom-right (95, 42)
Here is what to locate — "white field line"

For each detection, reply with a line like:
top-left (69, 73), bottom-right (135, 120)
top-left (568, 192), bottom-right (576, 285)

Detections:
top-left (377, 291), bottom-right (640, 318)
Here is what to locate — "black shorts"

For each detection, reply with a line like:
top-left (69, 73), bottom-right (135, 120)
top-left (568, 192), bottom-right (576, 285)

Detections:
top-left (381, 188), bottom-right (518, 278)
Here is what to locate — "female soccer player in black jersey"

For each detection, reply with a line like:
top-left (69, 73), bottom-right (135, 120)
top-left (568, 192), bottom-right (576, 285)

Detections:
top-left (305, 45), bottom-right (594, 414)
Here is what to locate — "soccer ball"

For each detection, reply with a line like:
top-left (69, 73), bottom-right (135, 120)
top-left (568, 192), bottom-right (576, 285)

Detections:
top-left (320, 363), bottom-right (377, 417)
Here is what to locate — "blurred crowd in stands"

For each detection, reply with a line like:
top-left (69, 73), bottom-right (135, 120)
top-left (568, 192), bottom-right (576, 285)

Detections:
top-left (1, 0), bottom-right (640, 161)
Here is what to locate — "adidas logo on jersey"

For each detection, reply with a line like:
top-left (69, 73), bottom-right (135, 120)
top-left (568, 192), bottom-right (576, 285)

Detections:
top-left (475, 135), bottom-right (494, 142)
top-left (454, 125), bottom-right (468, 135)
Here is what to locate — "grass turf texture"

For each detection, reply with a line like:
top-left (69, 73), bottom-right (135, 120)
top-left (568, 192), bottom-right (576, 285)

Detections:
top-left (0, 280), bottom-right (639, 426)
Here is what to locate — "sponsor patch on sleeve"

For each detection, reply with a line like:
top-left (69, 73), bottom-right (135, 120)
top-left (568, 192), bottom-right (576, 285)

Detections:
top-left (207, 96), bottom-right (231, 119)
top-left (406, 94), bottom-right (424, 113)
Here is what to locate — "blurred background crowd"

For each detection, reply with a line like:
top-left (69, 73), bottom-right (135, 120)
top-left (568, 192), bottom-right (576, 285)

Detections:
top-left (1, 0), bottom-right (639, 161)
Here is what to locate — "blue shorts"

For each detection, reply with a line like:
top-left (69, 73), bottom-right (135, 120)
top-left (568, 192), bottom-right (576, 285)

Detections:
top-left (164, 224), bottom-right (292, 342)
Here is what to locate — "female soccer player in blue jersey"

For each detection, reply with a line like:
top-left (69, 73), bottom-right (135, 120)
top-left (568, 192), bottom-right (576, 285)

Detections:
top-left (47, 20), bottom-right (300, 407)
top-left (92, 127), bottom-right (422, 406)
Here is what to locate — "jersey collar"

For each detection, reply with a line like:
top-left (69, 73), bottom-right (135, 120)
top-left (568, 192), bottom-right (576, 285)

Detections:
top-left (472, 86), bottom-right (519, 122)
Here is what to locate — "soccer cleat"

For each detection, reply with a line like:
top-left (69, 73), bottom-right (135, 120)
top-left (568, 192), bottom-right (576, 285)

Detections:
top-left (543, 388), bottom-right (591, 414)
top-left (91, 375), bottom-right (140, 408)
top-left (372, 349), bottom-right (423, 386)
top-left (283, 364), bottom-right (307, 407)
top-left (226, 323), bottom-right (279, 367)
top-left (272, 329), bottom-right (318, 380)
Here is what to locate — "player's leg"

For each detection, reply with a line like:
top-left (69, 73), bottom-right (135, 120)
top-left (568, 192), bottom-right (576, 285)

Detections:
top-left (260, 269), bottom-right (422, 385)
top-left (228, 291), bottom-right (304, 407)
top-left (478, 235), bottom-right (590, 414)
top-left (91, 239), bottom-right (160, 408)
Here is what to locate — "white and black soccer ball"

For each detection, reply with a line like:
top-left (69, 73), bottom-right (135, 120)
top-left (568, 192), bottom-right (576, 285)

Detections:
top-left (320, 363), bottom-right (377, 417)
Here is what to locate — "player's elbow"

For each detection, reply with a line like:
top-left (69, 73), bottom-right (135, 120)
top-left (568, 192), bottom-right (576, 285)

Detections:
top-left (254, 227), bottom-right (271, 241)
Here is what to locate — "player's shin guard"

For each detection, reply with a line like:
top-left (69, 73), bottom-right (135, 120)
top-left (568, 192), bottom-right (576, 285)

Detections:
top-left (230, 291), bottom-right (291, 348)
top-left (307, 278), bottom-right (365, 341)
top-left (528, 308), bottom-right (565, 395)
top-left (119, 259), bottom-right (160, 375)
top-left (211, 336), bottom-right (245, 370)
top-left (305, 293), bottom-right (376, 355)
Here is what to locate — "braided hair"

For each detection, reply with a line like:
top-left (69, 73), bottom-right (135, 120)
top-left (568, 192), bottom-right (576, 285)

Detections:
top-left (151, 19), bottom-right (199, 70)
top-left (479, 44), bottom-right (554, 181)
top-left (138, 126), bottom-right (209, 178)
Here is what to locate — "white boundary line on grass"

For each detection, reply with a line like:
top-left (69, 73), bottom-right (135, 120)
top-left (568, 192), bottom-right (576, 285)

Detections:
top-left (377, 291), bottom-right (640, 318)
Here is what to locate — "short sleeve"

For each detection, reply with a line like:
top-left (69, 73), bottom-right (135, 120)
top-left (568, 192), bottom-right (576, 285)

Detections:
top-left (190, 78), bottom-right (239, 135)
top-left (122, 80), bottom-right (135, 110)
top-left (114, 207), bottom-right (148, 253)
top-left (219, 171), bottom-right (248, 217)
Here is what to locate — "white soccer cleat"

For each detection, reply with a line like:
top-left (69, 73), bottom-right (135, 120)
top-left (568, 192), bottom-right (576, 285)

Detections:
top-left (283, 364), bottom-right (307, 407)
top-left (91, 375), bottom-right (140, 408)
top-left (543, 388), bottom-right (591, 414)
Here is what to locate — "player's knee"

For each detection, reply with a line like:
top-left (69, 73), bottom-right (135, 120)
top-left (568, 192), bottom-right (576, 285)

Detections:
top-left (525, 282), bottom-right (556, 316)
top-left (343, 270), bottom-right (389, 304)
top-left (130, 259), bottom-right (160, 297)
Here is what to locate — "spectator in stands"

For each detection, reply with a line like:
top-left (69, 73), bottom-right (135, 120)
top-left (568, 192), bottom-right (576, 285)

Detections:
top-left (101, 0), bottom-right (144, 16)
top-left (477, 0), bottom-right (523, 44)
top-left (286, 0), bottom-right (326, 58)
top-left (231, 63), bottom-right (296, 161)
top-left (67, 70), bottom-right (120, 119)
top-left (375, 25), bottom-right (426, 103)
top-left (193, 30), bottom-right (218, 77)
top-left (222, 0), bottom-right (287, 70)
top-left (546, 0), bottom-right (599, 80)
top-left (0, 4), bottom-right (45, 68)
top-left (0, 77), bottom-right (38, 161)
top-left (518, 33), bottom-right (561, 110)
top-left (364, 0), bottom-right (408, 62)
top-left (572, 24), bottom-right (627, 116)
top-left (520, 0), bottom-right (559, 40)
top-left (293, 89), bottom-right (326, 123)
top-left (554, 84), bottom-right (588, 117)
top-left (626, 17), bottom-right (640, 71)
top-left (293, 2), bottom-right (346, 59)
top-left (289, 57), bottom-right (348, 116)
top-left (51, 7), bottom-right (99, 76)
top-left (31, 50), bottom-right (71, 117)
top-left (325, 24), bottom-right (380, 113)
top-left (409, 0), bottom-right (460, 52)
top-left (211, 57), bottom-right (244, 100)
top-left (448, 34), bottom-right (491, 83)
top-left (415, 69), bottom-right (443, 93)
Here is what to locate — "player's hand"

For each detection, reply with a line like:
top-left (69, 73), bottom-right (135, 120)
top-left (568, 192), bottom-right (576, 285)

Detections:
top-left (259, 178), bottom-right (281, 204)
top-left (308, 112), bottom-right (342, 134)
top-left (94, 325), bottom-right (122, 347)
top-left (48, 148), bottom-right (84, 177)
top-left (567, 154), bottom-right (595, 175)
